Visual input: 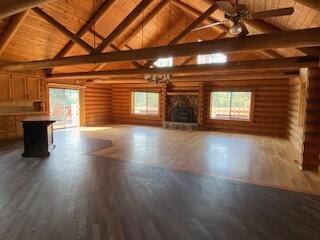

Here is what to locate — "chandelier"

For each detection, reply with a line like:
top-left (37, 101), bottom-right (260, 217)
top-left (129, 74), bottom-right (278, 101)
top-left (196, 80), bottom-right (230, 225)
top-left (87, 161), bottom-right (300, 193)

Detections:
top-left (144, 74), bottom-right (171, 84)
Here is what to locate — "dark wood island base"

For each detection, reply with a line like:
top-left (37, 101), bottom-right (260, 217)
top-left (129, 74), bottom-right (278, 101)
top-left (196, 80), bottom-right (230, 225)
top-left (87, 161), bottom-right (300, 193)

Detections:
top-left (21, 117), bottom-right (56, 158)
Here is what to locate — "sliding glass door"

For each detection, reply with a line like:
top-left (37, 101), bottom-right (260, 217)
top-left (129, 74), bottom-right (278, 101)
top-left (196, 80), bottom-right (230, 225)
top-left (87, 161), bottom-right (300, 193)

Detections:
top-left (49, 88), bottom-right (80, 129)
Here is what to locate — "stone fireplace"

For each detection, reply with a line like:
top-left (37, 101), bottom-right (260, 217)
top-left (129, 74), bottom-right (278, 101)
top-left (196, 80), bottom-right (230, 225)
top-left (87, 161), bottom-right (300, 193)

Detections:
top-left (163, 94), bottom-right (199, 130)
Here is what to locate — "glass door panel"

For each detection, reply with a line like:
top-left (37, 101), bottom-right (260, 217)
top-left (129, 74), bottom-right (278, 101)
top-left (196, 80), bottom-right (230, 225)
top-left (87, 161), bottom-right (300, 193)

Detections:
top-left (49, 88), bottom-right (80, 129)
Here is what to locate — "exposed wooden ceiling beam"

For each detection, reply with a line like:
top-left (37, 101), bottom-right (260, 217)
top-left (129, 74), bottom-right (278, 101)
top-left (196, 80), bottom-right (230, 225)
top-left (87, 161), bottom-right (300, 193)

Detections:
top-left (89, 28), bottom-right (142, 68)
top-left (90, 71), bottom-right (299, 83)
top-left (201, 0), bottom-right (319, 56)
top-left (172, 0), bottom-right (283, 59)
top-left (180, 32), bottom-right (226, 66)
top-left (143, 3), bottom-right (218, 67)
top-left (243, 19), bottom-right (319, 56)
top-left (0, 10), bottom-right (29, 55)
top-left (0, 0), bottom-right (53, 19)
top-left (293, 0), bottom-right (320, 12)
top-left (53, 0), bottom-right (117, 59)
top-left (1, 28), bottom-right (320, 71)
top-left (94, 0), bottom-right (169, 71)
top-left (47, 0), bottom-right (117, 74)
top-left (33, 7), bottom-right (94, 53)
top-left (93, 0), bottom-right (153, 54)
top-left (46, 56), bottom-right (319, 79)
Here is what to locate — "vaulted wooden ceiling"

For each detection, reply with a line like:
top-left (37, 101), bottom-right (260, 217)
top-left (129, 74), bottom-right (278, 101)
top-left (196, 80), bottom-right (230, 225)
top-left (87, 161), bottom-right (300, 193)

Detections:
top-left (0, 0), bottom-right (319, 74)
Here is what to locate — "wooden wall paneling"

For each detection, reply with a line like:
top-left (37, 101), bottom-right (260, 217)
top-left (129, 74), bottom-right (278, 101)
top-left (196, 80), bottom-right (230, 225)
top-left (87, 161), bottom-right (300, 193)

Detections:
top-left (0, 72), bottom-right (11, 101)
top-left (0, 116), bottom-right (16, 140)
top-left (300, 67), bottom-right (320, 170)
top-left (85, 84), bottom-right (112, 126)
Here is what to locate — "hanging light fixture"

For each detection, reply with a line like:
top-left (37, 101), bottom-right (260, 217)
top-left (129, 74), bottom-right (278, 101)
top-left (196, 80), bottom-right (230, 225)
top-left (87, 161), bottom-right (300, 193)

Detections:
top-left (144, 0), bottom-right (171, 84)
top-left (144, 73), bottom-right (171, 84)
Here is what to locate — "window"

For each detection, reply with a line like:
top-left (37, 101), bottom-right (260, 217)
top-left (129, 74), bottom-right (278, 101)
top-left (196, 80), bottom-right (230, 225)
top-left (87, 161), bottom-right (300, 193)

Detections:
top-left (154, 57), bottom-right (173, 68)
top-left (197, 53), bottom-right (227, 64)
top-left (132, 92), bottom-right (160, 115)
top-left (210, 91), bottom-right (252, 121)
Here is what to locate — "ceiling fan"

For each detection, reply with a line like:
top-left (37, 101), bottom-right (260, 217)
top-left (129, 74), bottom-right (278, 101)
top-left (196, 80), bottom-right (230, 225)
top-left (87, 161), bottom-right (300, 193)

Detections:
top-left (192, 0), bottom-right (294, 36)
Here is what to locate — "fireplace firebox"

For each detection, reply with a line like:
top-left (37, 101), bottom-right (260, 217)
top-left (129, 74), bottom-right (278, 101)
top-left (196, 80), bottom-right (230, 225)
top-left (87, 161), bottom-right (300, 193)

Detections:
top-left (172, 106), bottom-right (195, 123)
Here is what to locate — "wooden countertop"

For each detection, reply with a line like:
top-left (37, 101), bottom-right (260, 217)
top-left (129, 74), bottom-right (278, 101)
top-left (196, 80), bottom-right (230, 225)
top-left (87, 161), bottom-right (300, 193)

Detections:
top-left (0, 112), bottom-right (47, 116)
top-left (22, 116), bottom-right (57, 122)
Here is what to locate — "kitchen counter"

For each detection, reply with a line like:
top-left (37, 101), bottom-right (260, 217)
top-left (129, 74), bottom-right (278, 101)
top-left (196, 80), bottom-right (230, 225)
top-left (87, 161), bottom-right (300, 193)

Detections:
top-left (22, 116), bottom-right (58, 122)
top-left (0, 112), bottom-right (47, 116)
top-left (21, 117), bottom-right (56, 157)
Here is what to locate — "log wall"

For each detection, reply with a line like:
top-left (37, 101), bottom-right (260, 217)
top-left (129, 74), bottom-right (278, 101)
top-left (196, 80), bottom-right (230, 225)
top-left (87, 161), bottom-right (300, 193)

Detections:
top-left (301, 67), bottom-right (320, 170)
top-left (111, 83), bottom-right (163, 126)
top-left (287, 70), bottom-right (307, 152)
top-left (202, 79), bottom-right (289, 137)
top-left (111, 78), bottom-right (289, 137)
top-left (84, 84), bottom-right (112, 125)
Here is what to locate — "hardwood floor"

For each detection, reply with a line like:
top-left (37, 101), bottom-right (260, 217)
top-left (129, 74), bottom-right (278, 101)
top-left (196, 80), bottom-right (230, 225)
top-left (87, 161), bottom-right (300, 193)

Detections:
top-left (83, 125), bottom-right (320, 195)
top-left (0, 126), bottom-right (320, 239)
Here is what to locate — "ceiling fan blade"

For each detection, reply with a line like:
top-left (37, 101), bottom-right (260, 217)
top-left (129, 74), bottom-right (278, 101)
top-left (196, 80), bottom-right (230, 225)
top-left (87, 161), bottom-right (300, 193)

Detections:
top-left (217, 1), bottom-right (235, 14)
top-left (251, 7), bottom-right (294, 19)
top-left (191, 21), bottom-right (229, 32)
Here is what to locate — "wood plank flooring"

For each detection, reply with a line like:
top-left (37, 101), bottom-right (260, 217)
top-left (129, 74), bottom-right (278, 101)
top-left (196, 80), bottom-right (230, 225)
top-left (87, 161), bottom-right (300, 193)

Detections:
top-left (0, 126), bottom-right (320, 239)
top-left (84, 125), bottom-right (320, 195)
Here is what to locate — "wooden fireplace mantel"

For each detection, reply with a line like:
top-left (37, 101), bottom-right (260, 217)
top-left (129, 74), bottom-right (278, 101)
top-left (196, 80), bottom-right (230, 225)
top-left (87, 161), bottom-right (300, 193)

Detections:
top-left (166, 91), bottom-right (199, 96)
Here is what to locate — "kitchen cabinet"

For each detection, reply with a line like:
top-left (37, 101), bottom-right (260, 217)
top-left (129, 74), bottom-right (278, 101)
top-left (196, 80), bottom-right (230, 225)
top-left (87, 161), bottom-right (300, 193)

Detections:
top-left (11, 75), bottom-right (27, 101)
top-left (0, 73), bottom-right (43, 102)
top-left (26, 77), bottom-right (41, 100)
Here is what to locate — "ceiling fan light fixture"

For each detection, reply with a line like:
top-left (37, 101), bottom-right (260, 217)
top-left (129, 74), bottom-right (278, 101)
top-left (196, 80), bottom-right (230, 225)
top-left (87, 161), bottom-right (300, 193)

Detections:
top-left (229, 21), bottom-right (244, 36)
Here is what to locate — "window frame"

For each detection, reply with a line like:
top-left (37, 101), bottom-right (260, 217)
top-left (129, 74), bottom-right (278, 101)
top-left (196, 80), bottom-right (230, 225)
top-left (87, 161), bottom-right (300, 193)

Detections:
top-left (154, 57), bottom-right (173, 68)
top-left (130, 90), bottom-right (161, 118)
top-left (197, 53), bottom-right (227, 65)
top-left (208, 90), bottom-right (255, 124)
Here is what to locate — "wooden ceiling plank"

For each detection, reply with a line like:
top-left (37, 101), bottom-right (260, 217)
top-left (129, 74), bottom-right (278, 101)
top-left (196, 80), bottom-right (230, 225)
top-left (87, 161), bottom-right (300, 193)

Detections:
top-left (0, 10), bottom-right (30, 55)
top-left (94, 0), bottom-right (169, 71)
top-left (53, 0), bottom-right (117, 59)
top-left (47, 0), bottom-right (117, 74)
top-left (172, 0), bottom-right (283, 59)
top-left (32, 7), bottom-right (94, 54)
top-left (1, 27), bottom-right (320, 71)
top-left (117, 0), bottom-right (169, 49)
top-left (0, 0), bottom-right (53, 19)
top-left (143, 2), bottom-right (218, 68)
top-left (293, 0), bottom-right (320, 12)
top-left (93, 0), bottom-right (153, 54)
top-left (46, 56), bottom-right (319, 79)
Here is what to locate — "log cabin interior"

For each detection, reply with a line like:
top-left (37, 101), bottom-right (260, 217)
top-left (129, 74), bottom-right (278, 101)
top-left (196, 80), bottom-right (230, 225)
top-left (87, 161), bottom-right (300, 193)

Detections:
top-left (0, 0), bottom-right (320, 239)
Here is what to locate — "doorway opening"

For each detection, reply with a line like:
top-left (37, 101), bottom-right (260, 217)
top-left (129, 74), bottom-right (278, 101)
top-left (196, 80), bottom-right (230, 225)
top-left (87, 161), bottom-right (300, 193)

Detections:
top-left (49, 88), bottom-right (80, 129)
